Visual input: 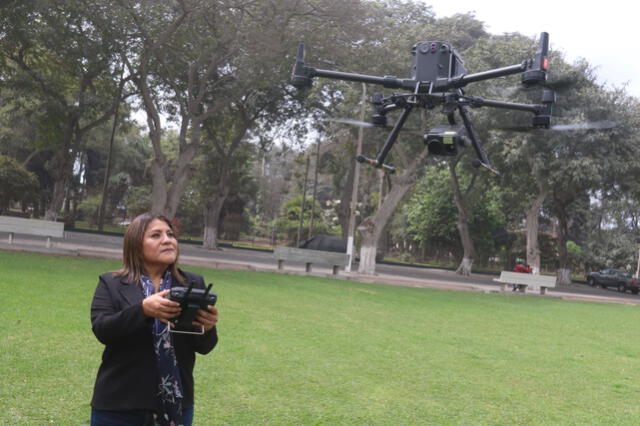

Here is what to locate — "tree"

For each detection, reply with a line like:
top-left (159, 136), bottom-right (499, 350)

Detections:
top-left (199, 106), bottom-right (254, 249)
top-left (584, 186), bottom-right (640, 272)
top-left (405, 162), bottom-right (506, 267)
top-left (491, 48), bottom-right (640, 283)
top-left (118, 0), bottom-right (372, 221)
top-left (117, 0), bottom-right (222, 218)
top-left (0, 0), bottom-right (128, 220)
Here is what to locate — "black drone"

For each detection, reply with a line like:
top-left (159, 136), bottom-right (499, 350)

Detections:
top-left (291, 32), bottom-right (555, 175)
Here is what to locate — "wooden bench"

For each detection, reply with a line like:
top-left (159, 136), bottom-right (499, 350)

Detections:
top-left (493, 271), bottom-right (557, 295)
top-left (273, 246), bottom-right (348, 275)
top-left (0, 215), bottom-right (64, 248)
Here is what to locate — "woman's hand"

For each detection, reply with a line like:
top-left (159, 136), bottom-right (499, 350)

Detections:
top-left (193, 305), bottom-right (219, 332)
top-left (142, 289), bottom-right (181, 323)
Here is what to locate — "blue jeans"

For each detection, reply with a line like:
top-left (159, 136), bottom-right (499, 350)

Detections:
top-left (91, 407), bottom-right (194, 426)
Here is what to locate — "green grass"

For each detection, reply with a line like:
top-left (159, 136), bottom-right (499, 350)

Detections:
top-left (1, 251), bottom-right (640, 425)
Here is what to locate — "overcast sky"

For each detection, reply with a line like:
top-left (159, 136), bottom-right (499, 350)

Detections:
top-left (426, 0), bottom-right (639, 97)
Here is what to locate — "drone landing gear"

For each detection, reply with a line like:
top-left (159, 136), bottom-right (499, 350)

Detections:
top-left (356, 104), bottom-right (414, 173)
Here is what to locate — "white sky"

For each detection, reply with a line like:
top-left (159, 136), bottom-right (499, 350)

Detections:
top-left (426, 0), bottom-right (639, 97)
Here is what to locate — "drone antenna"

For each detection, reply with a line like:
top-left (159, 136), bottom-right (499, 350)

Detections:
top-left (522, 32), bottom-right (549, 86)
top-left (291, 44), bottom-right (313, 89)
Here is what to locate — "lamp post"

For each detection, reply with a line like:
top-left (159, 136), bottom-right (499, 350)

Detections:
top-left (346, 83), bottom-right (366, 272)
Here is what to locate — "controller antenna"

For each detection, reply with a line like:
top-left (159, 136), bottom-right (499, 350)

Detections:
top-left (184, 282), bottom-right (194, 298)
top-left (203, 283), bottom-right (213, 298)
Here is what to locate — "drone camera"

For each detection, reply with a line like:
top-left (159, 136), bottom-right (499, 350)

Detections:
top-left (371, 92), bottom-right (387, 126)
top-left (424, 124), bottom-right (468, 156)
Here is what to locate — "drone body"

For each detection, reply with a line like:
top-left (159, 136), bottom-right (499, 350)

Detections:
top-left (410, 41), bottom-right (465, 85)
top-left (292, 32), bottom-right (554, 174)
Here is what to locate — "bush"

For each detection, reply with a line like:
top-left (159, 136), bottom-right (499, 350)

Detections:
top-left (77, 194), bottom-right (102, 225)
top-left (0, 155), bottom-right (38, 213)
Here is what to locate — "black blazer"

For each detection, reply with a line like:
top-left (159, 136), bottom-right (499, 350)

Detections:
top-left (90, 269), bottom-right (218, 411)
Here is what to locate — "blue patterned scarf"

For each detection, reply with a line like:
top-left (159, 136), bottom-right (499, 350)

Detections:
top-left (141, 271), bottom-right (184, 426)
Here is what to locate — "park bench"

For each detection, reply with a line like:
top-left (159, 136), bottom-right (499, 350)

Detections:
top-left (0, 215), bottom-right (64, 248)
top-left (493, 271), bottom-right (557, 295)
top-left (273, 246), bottom-right (348, 275)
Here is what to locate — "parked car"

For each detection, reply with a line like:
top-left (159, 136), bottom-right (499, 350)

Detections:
top-left (586, 269), bottom-right (639, 294)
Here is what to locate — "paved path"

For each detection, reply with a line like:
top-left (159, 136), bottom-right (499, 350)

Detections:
top-left (2, 230), bottom-right (640, 306)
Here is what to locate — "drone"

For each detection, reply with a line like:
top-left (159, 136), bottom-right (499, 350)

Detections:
top-left (291, 32), bottom-right (556, 175)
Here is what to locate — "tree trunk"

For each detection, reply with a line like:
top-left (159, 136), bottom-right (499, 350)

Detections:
top-left (357, 222), bottom-right (378, 275)
top-left (46, 162), bottom-right (72, 221)
top-left (202, 158), bottom-right (232, 249)
top-left (457, 257), bottom-right (474, 276)
top-left (558, 268), bottom-right (572, 285)
top-left (45, 121), bottom-right (77, 221)
top-left (149, 154), bottom-right (169, 216)
top-left (525, 189), bottom-right (547, 274)
top-left (449, 162), bottom-right (476, 276)
top-left (203, 194), bottom-right (226, 250)
top-left (165, 141), bottom-right (199, 219)
top-left (148, 119), bottom-right (202, 220)
top-left (356, 191), bottom-right (403, 275)
top-left (356, 146), bottom-right (430, 275)
top-left (555, 204), bottom-right (572, 286)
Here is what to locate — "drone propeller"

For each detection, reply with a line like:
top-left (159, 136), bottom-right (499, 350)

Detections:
top-left (529, 75), bottom-right (575, 91)
top-left (323, 117), bottom-right (422, 133)
top-left (550, 121), bottom-right (618, 131)
top-left (324, 118), bottom-right (377, 128)
top-left (497, 74), bottom-right (576, 98)
top-left (496, 120), bottom-right (618, 132)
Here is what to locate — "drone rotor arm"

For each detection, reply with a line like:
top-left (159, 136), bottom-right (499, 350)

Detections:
top-left (290, 44), bottom-right (408, 90)
top-left (460, 95), bottom-right (541, 114)
top-left (452, 62), bottom-right (527, 88)
top-left (310, 68), bottom-right (416, 90)
top-left (441, 32), bottom-right (549, 91)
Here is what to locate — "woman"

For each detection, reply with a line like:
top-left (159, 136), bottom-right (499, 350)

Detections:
top-left (90, 213), bottom-right (219, 426)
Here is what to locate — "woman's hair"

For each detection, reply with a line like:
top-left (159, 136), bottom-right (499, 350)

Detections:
top-left (114, 212), bottom-right (185, 285)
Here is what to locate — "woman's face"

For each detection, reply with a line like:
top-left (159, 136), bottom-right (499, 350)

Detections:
top-left (142, 218), bottom-right (178, 269)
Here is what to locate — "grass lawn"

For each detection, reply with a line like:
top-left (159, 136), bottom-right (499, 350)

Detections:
top-left (1, 251), bottom-right (640, 425)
